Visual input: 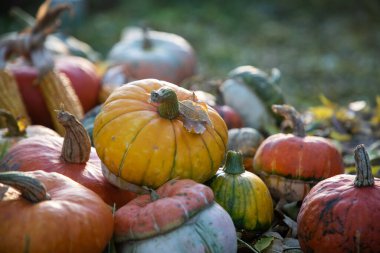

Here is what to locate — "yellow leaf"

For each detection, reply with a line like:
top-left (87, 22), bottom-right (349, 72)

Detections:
top-left (330, 130), bottom-right (351, 142)
top-left (319, 94), bottom-right (337, 108)
top-left (370, 96), bottom-right (380, 125)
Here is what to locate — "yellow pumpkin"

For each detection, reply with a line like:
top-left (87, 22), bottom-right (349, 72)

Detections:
top-left (93, 79), bottom-right (228, 189)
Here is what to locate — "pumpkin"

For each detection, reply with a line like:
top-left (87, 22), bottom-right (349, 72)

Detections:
top-left (0, 109), bottom-right (59, 160)
top-left (0, 109), bottom-right (137, 208)
top-left (213, 104), bottom-right (243, 129)
top-left (114, 178), bottom-right (237, 253)
top-left (0, 170), bottom-right (114, 253)
top-left (81, 103), bottom-right (102, 146)
top-left (220, 65), bottom-right (284, 131)
top-left (253, 104), bottom-right (344, 202)
top-left (297, 144), bottom-right (380, 253)
top-left (94, 79), bottom-right (228, 190)
top-left (208, 151), bottom-right (273, 231)
top-left (228, 127), bottom-right (264, 172)
top-left (8, 55), bottom-right (100, 123)
top-left (100, 26), bottom-right (197, 101)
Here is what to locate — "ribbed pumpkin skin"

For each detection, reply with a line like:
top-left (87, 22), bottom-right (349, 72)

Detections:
top-left (0, 136), bottom-right (136, 208)
top-left (93, 79), bottom-right (228, 188)
top-left (210, 170), bottom-right (273, 231)
top-left (297, 174), bottom-right (380, 253)
top-left (0, 170), bottom-right (114, 253)
top-left (253, 133), bottom-right (344, 201)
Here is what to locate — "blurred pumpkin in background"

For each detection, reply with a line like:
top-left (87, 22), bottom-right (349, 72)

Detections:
top-left (100, 26), bottom-right (197, 101)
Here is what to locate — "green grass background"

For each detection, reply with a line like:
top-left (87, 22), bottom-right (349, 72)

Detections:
top-left (1, 0), bottom-right (379, 110)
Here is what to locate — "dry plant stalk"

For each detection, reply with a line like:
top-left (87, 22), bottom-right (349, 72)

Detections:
top-left (0, 69), bottom-right (31, 127)
top-left (39, 70), bottom-right (83, 135)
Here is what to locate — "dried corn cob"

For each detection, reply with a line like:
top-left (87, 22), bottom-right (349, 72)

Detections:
top-left (0, 69), bottom-right (31, 128)
top-left (38, 70), bottom-right (84, 135)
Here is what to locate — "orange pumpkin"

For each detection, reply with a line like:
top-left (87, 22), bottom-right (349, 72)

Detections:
top-left (0, 109), bottom-right (137, 208)
top-left (253, 104), bottom-right (344, 201)
top-left (0, 109), bottom-right (59, 160)
top-left (94, 79), bottom-right (228, 190)
top-left (297, 144), bottom-right (380, 252)
top-left (0, 170), bottom-right (114, 253)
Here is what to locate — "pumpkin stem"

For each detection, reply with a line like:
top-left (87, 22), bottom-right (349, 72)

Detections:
top-left (354, 144), bottom-right (374, 187)
top-left (57, 108), bottom-right (91, 163)
top-left (150, 87), bottom-right (180, 120)
top-left (0, 171), bottom-right (51, 203)
top-left (143, 186), bottom-right (160, 201)
top-left (269, 68), bottom-right (281, 86)
top-left (272, 104), bottom-right (305, 137)
top-left (142, 25), bottom-right (153, 50)
top-left (223, 150), bottom-right (245, 175)
top-left (0, 109), bottom-right (26, 137)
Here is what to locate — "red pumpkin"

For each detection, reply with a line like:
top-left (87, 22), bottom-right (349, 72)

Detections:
top-left (253, 104), bottom-right (344, 202)
top-left (8, 55), bottom-right (100, 128)
top-left (0, 109), bottom-right (59, 160)
top-left (297, 144), bottom-right (380, 253)
top-left (0, 170), bottom-right (114, 253)
top-left (213, 104), bottom-right (243, 129)
top-left (0, 109), bottom-right (136, 208)
top-left (101, 26), bottom-right (197, 100)
top-left (114, 179), bottom-right (237, 253)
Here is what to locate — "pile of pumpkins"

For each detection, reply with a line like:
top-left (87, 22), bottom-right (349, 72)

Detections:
top-left (1, 1), bottom-right (380, 253)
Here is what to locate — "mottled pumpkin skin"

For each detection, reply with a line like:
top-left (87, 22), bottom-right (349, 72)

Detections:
top-left (114, 179), bottom-right (237, 253)
top-left (253, 133), bottom-right (344, 201)
top-left (93, 79), bottom-right (228, 189)
top-left (0, 136), bottom-right (137, 208)
top-left (210, 169), bottom-right (273, 231)
top-left (0, 170), bottom-right (114, 253)
top-left (297, 174), bottom-right (380, 253)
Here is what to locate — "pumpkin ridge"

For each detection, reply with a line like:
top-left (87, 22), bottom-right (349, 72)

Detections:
top-left (93, 109), bottom-right (155, 138)
top-left (243, 177), bottom-right (256, 228)
top-left (174, 123), bottom-right (193, 180)
top-left (168, 121), bottom-right (177, 180)
top-left (200, 134), bottom-right (214, 181)
top-left (206, 127), bottom-right (225, 163)
top-left (193, 220), bottom-right (217, 253)
top-left (206, 128), bottom-right (225, 156)
top-left (129, 82), bottom-right (155, 93)
top-left (212, 125), bottom-right (227, 150)
top-left (105, 98), bottom-right (155, 111)
top-left (117, 117), bottom-right (158, 177)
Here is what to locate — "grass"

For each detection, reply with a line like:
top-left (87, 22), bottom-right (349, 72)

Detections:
top-left (1, 0), bottom-right (380, 110)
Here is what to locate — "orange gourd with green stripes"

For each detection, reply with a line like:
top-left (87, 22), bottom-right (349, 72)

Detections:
top-left (209, 150), bottom-right (273, 231)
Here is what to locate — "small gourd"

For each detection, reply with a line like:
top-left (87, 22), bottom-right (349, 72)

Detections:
top-left (227, 127), bottom-right (264, 172)
top-left (208, 150), bottom-right (273, 231)
top-left (253, 104), bottom-right (344, 202)
top-left (220, 65), bottom-right (284, 130)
